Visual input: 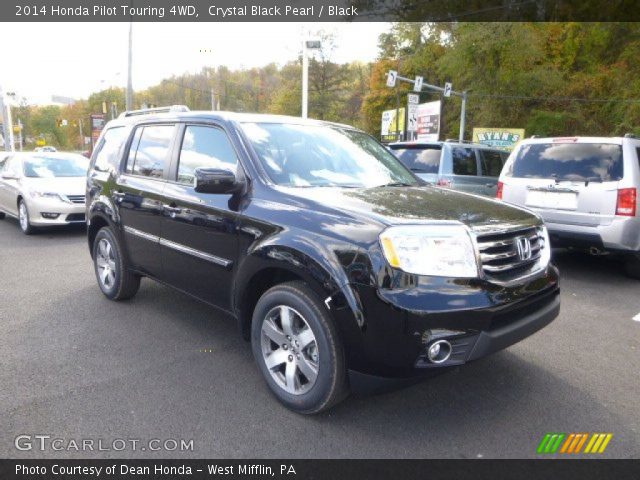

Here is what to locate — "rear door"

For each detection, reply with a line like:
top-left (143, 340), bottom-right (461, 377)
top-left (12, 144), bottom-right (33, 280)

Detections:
top-left (117, 123), bottom-right (177, 277)
top-left (502, 139), bottom-right (623, 227)
top-left (446, 146), bottom-right (485, 195)
top-left (478, 148), bottom-right (509, 196)
top-left (159, 122), bottom-right (242, 310)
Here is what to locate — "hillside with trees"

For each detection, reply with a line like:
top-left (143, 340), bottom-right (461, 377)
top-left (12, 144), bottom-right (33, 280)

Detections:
top-left (10, 22), bottom-right (640, 150)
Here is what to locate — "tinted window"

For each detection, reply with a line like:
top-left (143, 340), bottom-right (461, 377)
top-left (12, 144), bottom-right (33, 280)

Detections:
top-left (23, 155), bottom-right (87, 178)
top-left (242, 123), bottom-right (417, 188)
top-left (177, 125), bottom-right (238, 185)
top-left (511, 143), bottom-right (623, 181)
top-left (127, 125), bottom-right (174, 179)
top-left (391, 146), bottom-right (441, 174)
top-left (93, 127), bottom-right (129, 172)
top-left (452, 147), bottom-right (477, 176)
top-left (479, 149), bottom-right (509, 177)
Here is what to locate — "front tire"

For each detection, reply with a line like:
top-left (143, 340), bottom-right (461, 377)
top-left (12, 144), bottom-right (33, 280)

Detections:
top-left (18, 200), bottom-right (34, 235)
top-left (92, 227), bottom-right (140, 300)
top-left (251, 281), bottom-right (348, 414)
top-left (624, 252), bottom-right (640, 279)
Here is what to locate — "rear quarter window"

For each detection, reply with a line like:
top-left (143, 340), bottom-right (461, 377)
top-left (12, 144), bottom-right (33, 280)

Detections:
top-left (510, 142), bottom-right (623, 181)
top-left (479, 149), bottom-right (509, 177)
top-left (452, 147), bottom-right (478, 176)
top-left (92, 127), bottom-right (130, 173)
top-left (390, 146), bottom-right (441, 174)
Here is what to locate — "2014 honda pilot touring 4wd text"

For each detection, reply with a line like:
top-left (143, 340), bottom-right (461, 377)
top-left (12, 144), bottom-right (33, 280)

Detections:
top-left (86, 106), bottom-right (560, 414)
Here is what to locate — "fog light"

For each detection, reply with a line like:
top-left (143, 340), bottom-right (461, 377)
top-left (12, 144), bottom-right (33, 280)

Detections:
top-left (427, 340), bottom-right (452, 364)
top-left (41, 212), bottom-right (60, 219)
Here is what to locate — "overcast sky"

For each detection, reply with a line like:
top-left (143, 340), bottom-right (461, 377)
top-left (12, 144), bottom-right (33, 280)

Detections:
top-left (0, 22), bottom-right (390, 105)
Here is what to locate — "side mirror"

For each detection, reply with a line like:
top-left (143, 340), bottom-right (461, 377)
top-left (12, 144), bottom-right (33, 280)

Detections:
top-left (194, 168), bottom-right (242, 194)
top-left (1, 172), bottom-right (18, 180)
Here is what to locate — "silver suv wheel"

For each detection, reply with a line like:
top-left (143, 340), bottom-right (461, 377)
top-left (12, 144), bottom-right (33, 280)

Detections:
top-left (260, 305), bottom-right (319, 395)
top-left (96, 238), bottom-right (117, 290)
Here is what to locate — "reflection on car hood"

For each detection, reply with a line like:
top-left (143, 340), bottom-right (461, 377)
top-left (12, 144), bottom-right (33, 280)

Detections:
top-left (21, 176), bottom-right (86, 196)
top-left (281, 185), bottom-right (539, 233)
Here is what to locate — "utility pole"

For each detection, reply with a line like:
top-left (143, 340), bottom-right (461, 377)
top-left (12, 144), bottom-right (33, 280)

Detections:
top-left (210, 88), bottom-right (216, 111)
top-left (459, 91), bottom-right (467, 143)
top-left (78, 119), bottom-right (84, 150)
top-left (0, 85), bottom-right (9, 152)
top-left (126, 20), bottom-right (133, 110)
top-left (301, 39), bottom-right (321, 119)
top-left (17, 118), bottom-right (23, 151)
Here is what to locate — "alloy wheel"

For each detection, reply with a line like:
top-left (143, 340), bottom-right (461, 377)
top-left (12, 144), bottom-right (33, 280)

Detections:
top-left (19, 202), bottom-right (29, 231)
top-left (96, 238), bottom-right (117, 290)
top-left (260, 305), bottom-right (319, 395)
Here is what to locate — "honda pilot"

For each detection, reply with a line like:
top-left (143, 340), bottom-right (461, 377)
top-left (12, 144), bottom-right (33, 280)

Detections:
top-left (498, 136), bottom-right (640, 278)
top-left (86, 106), bottom-right (560, 414)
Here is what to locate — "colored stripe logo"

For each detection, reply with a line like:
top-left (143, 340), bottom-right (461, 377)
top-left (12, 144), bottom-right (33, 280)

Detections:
top-left (537, 433), bottom-right (612, 454)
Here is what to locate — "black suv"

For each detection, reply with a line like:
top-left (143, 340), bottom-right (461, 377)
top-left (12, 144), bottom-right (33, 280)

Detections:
top-left (86, 106), bottom-right (560, 414)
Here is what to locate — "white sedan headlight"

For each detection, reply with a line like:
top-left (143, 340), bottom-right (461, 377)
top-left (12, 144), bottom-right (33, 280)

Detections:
top-left (379, 224), bottom-right (479, 277)
top-left (29, 191), bottom-right (64, 202)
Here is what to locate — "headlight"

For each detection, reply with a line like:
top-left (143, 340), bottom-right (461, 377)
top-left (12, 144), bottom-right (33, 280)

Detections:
top-left (379, 224), bottom-right (479, 277)
top-left (537, 225), bottom-right (551, 268)
top-left (29, 191), bottom-right (64, 202)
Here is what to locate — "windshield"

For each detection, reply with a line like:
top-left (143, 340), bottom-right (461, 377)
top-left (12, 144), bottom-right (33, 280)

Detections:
top-left (242, 123), bottom-right (418, 188)
top-left (23, 155), bottom-right (88, 178)
top-left (390, 146), bottom-right (441, 174)
top-left (509, 142), bottom-right (623, 181)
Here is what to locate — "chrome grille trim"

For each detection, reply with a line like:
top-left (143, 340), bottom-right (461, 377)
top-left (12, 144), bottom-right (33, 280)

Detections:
top-left (476, 226), bottom-right (545, 280)
top-left (65, 195), bottom-right (86, 204)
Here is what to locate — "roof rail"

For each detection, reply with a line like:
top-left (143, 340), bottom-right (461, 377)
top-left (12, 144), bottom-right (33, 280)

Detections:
top-left (444, 138), bottom-right (478, 144)
top-left (118, 105), bottom-right (190, 118)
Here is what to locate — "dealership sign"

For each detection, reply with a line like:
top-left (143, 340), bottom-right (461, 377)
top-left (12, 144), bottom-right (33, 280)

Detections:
top-left (380, 107), bottom-right (405, 143)
top-left (473, 128), bottom-right (525, 150)
top-left (416, 100), bottom-right (441, 142)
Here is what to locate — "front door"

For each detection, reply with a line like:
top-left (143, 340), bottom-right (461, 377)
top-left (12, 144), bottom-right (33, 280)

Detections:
top-left (116, 123), bottom-right (177, 277)
top-left (159, 123), bottom-right (243, 310)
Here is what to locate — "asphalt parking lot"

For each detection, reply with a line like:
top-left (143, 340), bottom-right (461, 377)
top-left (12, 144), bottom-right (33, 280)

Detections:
top-left (1, 217), bottom-right (639, 459)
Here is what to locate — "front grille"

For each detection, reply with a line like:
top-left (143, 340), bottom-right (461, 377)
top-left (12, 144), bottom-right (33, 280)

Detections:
top-left (476, 226), bottom-right (543, 281)
top-left (66, 195), bottom-right (85, 204)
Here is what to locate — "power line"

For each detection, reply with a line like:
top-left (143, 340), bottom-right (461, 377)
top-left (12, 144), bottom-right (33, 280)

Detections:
top-left (469, 92), bottom-right (640, 104)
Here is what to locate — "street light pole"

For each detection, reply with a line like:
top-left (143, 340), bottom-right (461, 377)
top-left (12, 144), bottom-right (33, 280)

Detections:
top-left (126, 21), bottom-right (133, 110)
top-left (0, 86), bottom-right (9, 152)
top-left (459, 91), bottom-right (467, 142)
top-left (302, 41), bottom-right (309, 119)
top-left (301, 39), bottom-right (321, 119)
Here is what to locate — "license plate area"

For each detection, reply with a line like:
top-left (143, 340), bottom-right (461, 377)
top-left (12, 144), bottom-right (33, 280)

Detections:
top-left (525, 190), bottom-right (578, 210)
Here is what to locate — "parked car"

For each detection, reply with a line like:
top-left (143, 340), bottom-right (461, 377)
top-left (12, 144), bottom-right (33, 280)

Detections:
top-left (388, 140), bottom-right (510, 196)
top-left (498, 135), bottom-right (640, 278)
top-left (0, 152), bottom-right (88, 234)
top-left (86, 106), bottom-right (560, 414)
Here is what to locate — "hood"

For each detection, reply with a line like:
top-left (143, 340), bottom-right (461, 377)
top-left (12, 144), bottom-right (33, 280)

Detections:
top-left (21, 176), bottom-right (86, 196)
top-left (279, 185), bottom-right (540, 234)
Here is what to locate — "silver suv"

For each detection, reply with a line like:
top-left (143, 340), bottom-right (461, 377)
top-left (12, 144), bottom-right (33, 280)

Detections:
top-left (498, 135), bottom-right (640, 278)
top-left (388, 140), bottom-right (509, 197)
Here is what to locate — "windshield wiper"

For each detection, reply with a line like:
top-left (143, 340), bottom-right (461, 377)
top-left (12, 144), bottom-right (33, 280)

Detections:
top-left (378, 182), bottom-right (413, 187)
top-left (584, 176), bottom-right (603, 186)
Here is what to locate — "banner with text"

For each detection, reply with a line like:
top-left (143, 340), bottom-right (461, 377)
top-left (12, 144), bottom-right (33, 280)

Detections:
top-left (416, 101), bottom-right (441, 142)
top-left (472, 128), bottom-right (525, 151)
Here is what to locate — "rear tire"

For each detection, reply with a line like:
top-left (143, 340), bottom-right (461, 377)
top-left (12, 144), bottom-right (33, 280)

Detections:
top-left (624, 253), bottom-right (640, 279)
top-left (251, 280), bottom-right (348, 414)
top-left (92, 227), bottom-right (140, 300)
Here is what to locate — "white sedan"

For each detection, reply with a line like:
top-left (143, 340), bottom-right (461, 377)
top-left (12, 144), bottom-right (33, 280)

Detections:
top-left (0, 152), bottom-right (88, 234)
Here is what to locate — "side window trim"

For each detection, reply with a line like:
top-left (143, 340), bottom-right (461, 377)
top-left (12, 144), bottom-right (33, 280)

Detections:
top-left (167, 121), bottom-right (244, 186)
top-left (122, 122), bottom-right (177, 181)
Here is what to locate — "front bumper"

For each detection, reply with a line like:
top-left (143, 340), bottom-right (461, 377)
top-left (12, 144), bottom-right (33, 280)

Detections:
top-left (27, 197), bottom-right (86, 225)
top-left (336, 266), bottom-right (560, 378)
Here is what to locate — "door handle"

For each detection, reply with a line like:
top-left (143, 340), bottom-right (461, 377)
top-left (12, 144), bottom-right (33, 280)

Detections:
top-left (486, 183), bottom-right (496, 188)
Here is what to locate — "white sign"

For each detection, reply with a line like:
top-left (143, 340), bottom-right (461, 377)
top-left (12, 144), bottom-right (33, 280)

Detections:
top-left (407, 93), bottom-right (419, 105)
top-left (414, 76), bottom-right (423, 92)
top-left (444, 82), bottom-right (452, 98)
top-left (416, 100), bottom-right (441, 142)
top-left (386, 70), bottom-right (397, 88)
top-left (381, 110), bottom-right (395, 136)
top-left (407, 104), bottom-right (418, 132)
